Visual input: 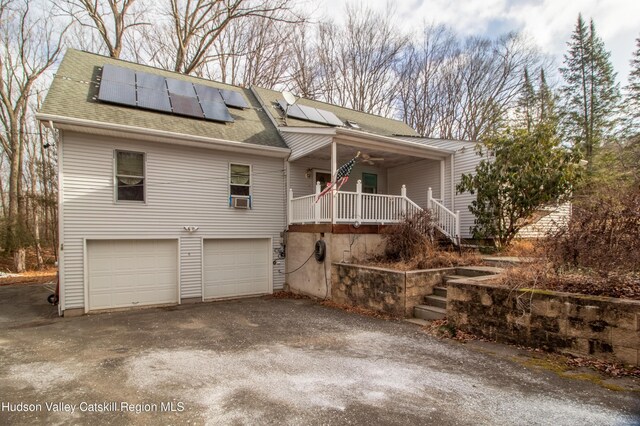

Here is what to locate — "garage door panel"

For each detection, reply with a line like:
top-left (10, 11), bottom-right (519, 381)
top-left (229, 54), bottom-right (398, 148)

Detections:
top-left (87, 239), bottom-right (178, 311)
top-left (203, 239), bottom-right (270, 299)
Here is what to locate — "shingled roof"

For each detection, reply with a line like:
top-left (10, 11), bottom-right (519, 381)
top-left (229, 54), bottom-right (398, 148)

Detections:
top-left (39, 49), bottom-right (288, 149)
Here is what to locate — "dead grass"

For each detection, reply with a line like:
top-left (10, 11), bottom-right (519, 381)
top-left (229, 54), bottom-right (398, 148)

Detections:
top-left (366, 248), bottom-right (482, 271)
top-left (320, 300), bottom-right (396, 320)
top-left (497, 262), bottom-right (640, 300)
top-left (421, 319), bottom-right (481, 342)
top-left (266, 291), bottom-right (311, 300)
top-left (0, 246), bottom-right (57, 274)
top-left (0, 268), bottom-right (57, 286)
top-left (501, 239), bottom-right (542, 257)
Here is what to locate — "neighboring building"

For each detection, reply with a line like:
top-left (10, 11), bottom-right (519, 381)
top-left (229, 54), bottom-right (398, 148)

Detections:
top-left (38, 49), bottom-right (481, 314)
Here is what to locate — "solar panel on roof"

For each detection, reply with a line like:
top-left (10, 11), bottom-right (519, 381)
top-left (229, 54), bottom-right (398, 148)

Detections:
top-left (194, 84), bottom-right (224, 103)
top-left (170, 94), bottom-right (204, 118)
top-left (317, 109), bottom-right (344, 126)
top-left (219, 89), bottom-right (249, 109)
top-left (166, 78), bottom-right (196, 97)
top-left (137, 87), bottom-right (171, 112)
top-left (101, 64), bottom-right (135, 85)
top-left (136, 71), bottom-right (166, 90)
top-left (277, 100), bottom-right (309, 121)
top-left (201, 100), bottom-right (234, 123)
top-left (98, 80), bottom-right (137, 106)
top-left (298, 105), bottom-right (328, 124)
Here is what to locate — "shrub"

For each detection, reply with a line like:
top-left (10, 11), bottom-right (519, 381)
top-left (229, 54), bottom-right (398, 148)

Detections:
top-left (382, 210), bottom-right (435, 262)
top-left (546, 185), bottom-right (640, 274)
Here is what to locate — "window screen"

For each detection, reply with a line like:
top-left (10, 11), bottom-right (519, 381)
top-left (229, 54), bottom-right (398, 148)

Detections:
top-left (230, 164), bottom-right (250, 196)
top-left (116, 151), bottom-right (145, 202)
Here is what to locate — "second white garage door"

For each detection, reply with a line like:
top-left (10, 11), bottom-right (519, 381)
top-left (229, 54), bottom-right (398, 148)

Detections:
top-left (203, 238), bottom-right (271, 299)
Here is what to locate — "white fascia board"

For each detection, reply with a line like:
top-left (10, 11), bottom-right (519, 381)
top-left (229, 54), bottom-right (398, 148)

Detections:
top-left (36, 113), bottom-right (291, 158)
top-left (335, 128), bottom-right (454, 160)
top-left (279, 126), bottom-right (337, 136)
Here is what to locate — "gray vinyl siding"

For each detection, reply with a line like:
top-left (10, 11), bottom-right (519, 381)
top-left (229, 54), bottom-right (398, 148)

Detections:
top-left (398, 137), bottom-right (479, 238)
top-left (387, 159), bottom-right (442, 208)
top-left (289, 157), bottom-right (387, 197)
top-left (281, 132), bottom-right (332, 161)
top-left (60, 131), bottom-right (286, 310)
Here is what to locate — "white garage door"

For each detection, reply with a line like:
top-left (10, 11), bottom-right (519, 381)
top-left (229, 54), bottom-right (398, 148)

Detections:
top-left (203, 238), bottom-right (271, 299)
top-left (87, 239), bottom-right (178, 311)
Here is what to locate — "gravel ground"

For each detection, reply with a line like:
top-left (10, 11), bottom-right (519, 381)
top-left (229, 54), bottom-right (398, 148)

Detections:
top-left (0, 284), bottom-right (638, 425)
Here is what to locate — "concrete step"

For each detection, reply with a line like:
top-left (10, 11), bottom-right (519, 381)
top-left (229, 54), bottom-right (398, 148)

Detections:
top-left (424, 295), bottom-right (447, 309)
top-left (414, 305), bottom-right (446, 321)
top-left (482, 256), bottom-right (535, 267)
top-left (433, 286), bottom-right (447, 298)
top-left (443, 275), bottom-right (468, 283)
top-left (455, 266), bottom-right (504, 277)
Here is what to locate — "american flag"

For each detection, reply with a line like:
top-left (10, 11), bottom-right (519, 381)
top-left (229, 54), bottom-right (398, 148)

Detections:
top-left (315, 153), bottom-right (359, 202)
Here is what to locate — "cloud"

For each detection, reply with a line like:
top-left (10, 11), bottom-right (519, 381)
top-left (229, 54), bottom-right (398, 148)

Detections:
top-left (316, 0), bottom-right (638, 84)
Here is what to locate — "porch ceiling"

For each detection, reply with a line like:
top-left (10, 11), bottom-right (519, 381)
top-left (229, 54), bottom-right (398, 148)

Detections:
top-left (303, 144), bottom-right (439, 168)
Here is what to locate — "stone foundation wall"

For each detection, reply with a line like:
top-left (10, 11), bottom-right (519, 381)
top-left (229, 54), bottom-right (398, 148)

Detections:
top-left (332, 263), bottom-right (453, 316)
top-left (447, 280), bottom-right (640, 366)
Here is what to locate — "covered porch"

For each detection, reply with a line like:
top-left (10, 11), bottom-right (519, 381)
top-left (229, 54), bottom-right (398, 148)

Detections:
top-left (285, 129), bottom-right (461, 244)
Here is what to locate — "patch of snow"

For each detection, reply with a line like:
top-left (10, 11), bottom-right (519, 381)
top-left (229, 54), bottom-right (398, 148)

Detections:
top-left (126, 330), bottom-right (635, 425)
top-left (8, 362), bottom-right (80, 392)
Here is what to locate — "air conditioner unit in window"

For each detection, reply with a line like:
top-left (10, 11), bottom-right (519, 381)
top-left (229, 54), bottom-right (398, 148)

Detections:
top-left (232, 196), bottom-right (250, 209)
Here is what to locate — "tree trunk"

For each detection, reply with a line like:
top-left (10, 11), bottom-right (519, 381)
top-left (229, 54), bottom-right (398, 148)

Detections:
top-left (34, 206), bottom-right (43, 269)
top-left (13, 248), bottom-right (25, 273)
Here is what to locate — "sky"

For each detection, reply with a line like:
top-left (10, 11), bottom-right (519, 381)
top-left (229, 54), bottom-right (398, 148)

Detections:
top-left (316, 0), bottom-right (639, 86)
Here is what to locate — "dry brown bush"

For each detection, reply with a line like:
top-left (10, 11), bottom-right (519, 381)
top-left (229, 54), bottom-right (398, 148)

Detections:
top-left (546, 185), bottom-right (640, 275)
top-left (370, 210), bottom-right (481, 270)
top-left (382, 210), bottom-right (436, 261)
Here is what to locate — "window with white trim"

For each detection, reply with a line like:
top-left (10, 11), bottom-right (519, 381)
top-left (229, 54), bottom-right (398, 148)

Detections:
top-left (230, 164), bottom-right (251, 196)
top-left (115, 150), bottom-right (145, 202)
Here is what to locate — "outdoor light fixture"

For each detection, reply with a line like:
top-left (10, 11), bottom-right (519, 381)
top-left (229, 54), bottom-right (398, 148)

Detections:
top-left (183, 226), bottom-right (199, 233)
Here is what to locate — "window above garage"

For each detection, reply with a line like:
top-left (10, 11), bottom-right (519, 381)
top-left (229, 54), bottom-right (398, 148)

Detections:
top-left (115, 150), bottom-right (145, 202)
top-left (229, 164), bottom-right (250, 196)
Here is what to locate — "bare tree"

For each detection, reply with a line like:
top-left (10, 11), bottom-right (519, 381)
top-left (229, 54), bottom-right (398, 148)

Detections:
top-left (397, 27), bottom-right (543, 140)
top-left (314, 4), bottom-right (407, 116)
top-left (0, 0), bottom-right (68, 270)
top-left (209, 10), bottom-right (298, 88)
top-left (397, 24), bottom-right (458, 136)
top-left (55, 0), bottom-right (148, 59)
top-left (287, 22), bottom-right (321, 97)
top-left (145, 0), bottom-right (303, 76)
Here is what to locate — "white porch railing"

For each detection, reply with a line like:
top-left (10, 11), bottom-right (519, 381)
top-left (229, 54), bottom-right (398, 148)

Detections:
top-left (427, 187), bottom-right (461, 245)
top-left (288, 182), bottom-right (461, 245)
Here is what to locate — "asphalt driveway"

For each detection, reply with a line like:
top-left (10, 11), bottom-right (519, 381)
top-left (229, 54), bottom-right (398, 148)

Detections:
top-left (0, 284), bottom-right (638, 425)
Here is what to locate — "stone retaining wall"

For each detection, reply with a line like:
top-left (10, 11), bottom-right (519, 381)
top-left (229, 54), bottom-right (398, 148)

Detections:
top-left (447, 280), bottom-right (640, 366)
top-left (331, 263), bottom-right (452, 316)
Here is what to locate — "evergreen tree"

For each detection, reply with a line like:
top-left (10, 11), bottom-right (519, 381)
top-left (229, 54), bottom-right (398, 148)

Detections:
top-left (623, 36), bottom-right (640, 135)
top-left (538, 69), bottom-right (557, 128)
top-left (516, 68), bottom-right (536, 131)
top-left (559, 15), bottom-right (620, 163)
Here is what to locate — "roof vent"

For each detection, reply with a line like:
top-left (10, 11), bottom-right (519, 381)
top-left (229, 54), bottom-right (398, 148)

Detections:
top-left (346, 120), bottom-right (360, 129)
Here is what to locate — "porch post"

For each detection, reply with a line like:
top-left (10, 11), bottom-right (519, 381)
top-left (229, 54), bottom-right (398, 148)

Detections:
top-left (440, 159), bottom-right (445, 204)
top-left (288, 188), bottom-right (293, 225)
top-left (331, 140), bottom-right (337, 224)
top-left (315, 181), bottom-right (321, 224)
top-left (455, 210), bottom-right (461, 245)
top-left (356, 179), bottom-right (363, 223)
top-left (401, 184), bottom-right (407, 217)
top-left (427, 187), bottom-right (433, 209)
